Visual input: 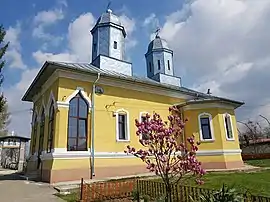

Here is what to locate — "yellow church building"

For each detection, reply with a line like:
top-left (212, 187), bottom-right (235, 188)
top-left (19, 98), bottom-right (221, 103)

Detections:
top-left (22, 9), bottom-right (244, 184)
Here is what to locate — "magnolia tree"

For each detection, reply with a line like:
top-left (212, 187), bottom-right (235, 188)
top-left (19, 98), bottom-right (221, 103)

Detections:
top-left (124, 106), bottom-right (206, 201)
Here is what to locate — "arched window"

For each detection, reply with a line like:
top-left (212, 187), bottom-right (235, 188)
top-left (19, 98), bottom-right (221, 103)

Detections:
top-left (31, 114), bottom-right (38, 155)
top-left (116, 109), bottom-right (130, 141)
top-left (67, 92), bottom-right (88, 151)
top-left (38, 109), bottom-right (45, 154)
top-left (224, 113), bottom-right (234, 140)
top-left (47, 102), bottom-right (55, 153)
top-left (198, 113), bottom-right (215, 141)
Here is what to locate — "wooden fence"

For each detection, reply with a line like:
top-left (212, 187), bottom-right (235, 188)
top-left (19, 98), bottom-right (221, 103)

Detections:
top-left (137, 180), bottom-right (270, 202)
top-left (80, 178), bottom-right (136, 202)
top-left (242, 153), bottom-right (270, 160)
top-left (79, 178), bottom-right (270, 202)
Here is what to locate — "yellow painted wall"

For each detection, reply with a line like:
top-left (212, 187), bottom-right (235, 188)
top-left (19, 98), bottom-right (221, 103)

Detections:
top-left (57, 77), bottom-right (185, 153)
top-left (28, 75), bottom-right (243, 175)
top-left (30, 79), bottom-right (59, 155)
top-left (183, 107), bottom-right (241, 151)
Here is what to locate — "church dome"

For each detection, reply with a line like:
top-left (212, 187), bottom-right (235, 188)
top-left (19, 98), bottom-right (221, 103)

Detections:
top-left (96, 9), bottom-right (121, 26)
top-left (147, 35), bottom-right (171, 52)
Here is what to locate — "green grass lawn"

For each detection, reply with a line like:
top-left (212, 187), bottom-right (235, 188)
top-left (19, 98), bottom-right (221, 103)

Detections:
top-left (152, 169), bottom-right (270, 197)
top-left (198, 170), bottom-right (270, 197)
top-left (245, 159), bottom-right (270, 167)
top-left (57, 159), bottom-right (270, 201)
top-left (55, 192), bottom-right (79, 202)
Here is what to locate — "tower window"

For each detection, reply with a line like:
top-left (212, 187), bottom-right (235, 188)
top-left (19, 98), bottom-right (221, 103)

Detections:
top-left (93, 43), bottom-right (97, 53)
top-left (149, 62), bottom-right (152, 72)
top-left (158, 60), bottom-right (161, 70)
top-left (168, 60), bottom-right (170, 70)
top-left (114, 41), bottom-right (117, 49)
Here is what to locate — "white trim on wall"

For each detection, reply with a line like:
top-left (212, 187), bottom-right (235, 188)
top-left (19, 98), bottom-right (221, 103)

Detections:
top-left (115, 108), bottom-right (130, 142)
top-left (46, 90), bottom-right (57, 116)
top-left (223, 113), bottom-right (235, 141)
top-left (37, 149), bottom-right (242, 160)
top-left (139, 111), bottom-right (149, 120)
top-left (198, 112), bottom-right (215, 142)
top-left (40, 148), bottom-right (91, 160)
top-left (56, 88), bottom-right (92, 112)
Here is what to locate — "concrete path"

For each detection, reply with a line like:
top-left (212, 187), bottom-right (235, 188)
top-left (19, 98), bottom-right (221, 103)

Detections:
top-left (0, 169), bottom-right (64, 202)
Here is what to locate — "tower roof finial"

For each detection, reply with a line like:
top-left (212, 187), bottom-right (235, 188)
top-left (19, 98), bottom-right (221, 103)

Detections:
top-left (155, 27), bottom-right (161, 38)
top-left (106, 0), bottom-right (112, 13)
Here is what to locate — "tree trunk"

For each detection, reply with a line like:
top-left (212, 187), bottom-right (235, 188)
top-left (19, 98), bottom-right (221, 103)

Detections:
top-left (165, 184), bottom-right (172, 202)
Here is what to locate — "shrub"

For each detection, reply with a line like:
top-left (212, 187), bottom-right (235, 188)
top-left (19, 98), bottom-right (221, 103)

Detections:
top-left (190, 184), bottom-right (244, 202)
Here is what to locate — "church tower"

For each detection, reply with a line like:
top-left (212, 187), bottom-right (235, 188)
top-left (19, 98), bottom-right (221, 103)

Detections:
top-left (91, 9), bottom-right (132, 76)
top-left (145, 34), bottom-right (181, 87)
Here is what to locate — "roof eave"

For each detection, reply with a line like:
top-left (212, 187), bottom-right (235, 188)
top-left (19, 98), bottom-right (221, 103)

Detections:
top-left (21, 61), bottom-right (51, 102)
top-left (175, 98), bottom-right (244, 109)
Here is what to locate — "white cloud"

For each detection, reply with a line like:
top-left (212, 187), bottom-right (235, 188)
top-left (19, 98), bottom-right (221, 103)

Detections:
top-left (33, 12), bottom-right (96, 64)
top-left (5, 23), bottom-right (27, 69)
top-left (4, 68), bottom-right (39, 137)
top-left (143, 13), bottom-right (160, 40)
top-left (57, 0), bottom-right (67, 8)
top-left (158, 0), bottom-right (270, 122)
top-left (33, 9), bottom-right (64, 25)
top-left (32, 8), bottom-right (65, 46)
top-left (32, 50), bottom-right (77, 65)
top-left (143, 13), bottom-right (157, 27)
top-left (119, 15), bottom-right (137, 51)
top-left (68, 13), bottom-right (95, 62)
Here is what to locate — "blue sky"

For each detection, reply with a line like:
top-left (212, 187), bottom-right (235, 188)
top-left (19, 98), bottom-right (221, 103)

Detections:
top-left (1, 0), bottom-right (184, 85)
top-left (2, 0), bottom-right (270, 137)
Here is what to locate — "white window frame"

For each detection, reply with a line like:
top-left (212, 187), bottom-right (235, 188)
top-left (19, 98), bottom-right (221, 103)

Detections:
top-left (139, 112), bottom-right (149, 140)
top-left (198, 112), bottom-right (215, 142)
top-left (223, 113), bottom-right (235, 141)
top-left (115, 109), bottom-right (130, 142)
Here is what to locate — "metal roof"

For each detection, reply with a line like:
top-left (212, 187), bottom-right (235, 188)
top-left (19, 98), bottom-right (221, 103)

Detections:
top-left (96, 9), bottom-right (121, 26)
top-left (147, 36), bottom-right (171, 53)
top-left (21, 61), bottom-right (244, 108)
top-left (0, 135), bottom-right (30, 141)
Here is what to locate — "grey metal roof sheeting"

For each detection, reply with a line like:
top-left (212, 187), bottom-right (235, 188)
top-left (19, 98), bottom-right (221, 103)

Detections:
top-left (96, 9), bottom-right (121, 26)
top-left (147, 36), bottom-right (171, 53)
top-left (50, 61), bottom-right (244, 107)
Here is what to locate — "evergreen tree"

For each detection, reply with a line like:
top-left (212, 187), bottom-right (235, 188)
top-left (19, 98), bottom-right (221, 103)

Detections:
top-left (0, 102), bottom-right (10, 137)
top-left (0, 25), bottom-right (9, 113)
top-left (0, 25), bottom-right (10, 136)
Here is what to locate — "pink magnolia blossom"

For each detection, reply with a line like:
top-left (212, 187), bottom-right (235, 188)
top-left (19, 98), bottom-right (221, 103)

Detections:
top-left (125, 106), bottom-right (205, 189)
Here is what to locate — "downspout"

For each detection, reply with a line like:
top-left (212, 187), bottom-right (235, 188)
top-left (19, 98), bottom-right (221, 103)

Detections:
top-left (178, 106), bottom-right (185, 145)
top-left (90, 73), bottom-right (100, 179)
